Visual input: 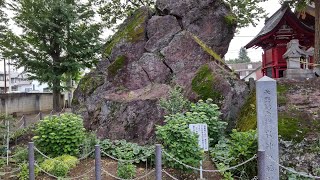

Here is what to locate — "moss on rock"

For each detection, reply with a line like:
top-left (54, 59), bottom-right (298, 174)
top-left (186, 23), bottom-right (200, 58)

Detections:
top-left (104, 8), bottom-right (149, 56)
top-left (278, 112), bottom-right (307, 142)
top-left (237, 85), bottom-right (313, 142)
top-left (277, 84), bottom-right (288, 106)
top-left (191, 65), bottom-right (222, 102)
top-left (107, 55), bottom-right (127, 77)
top-left (79, 74), bottom-right (104, 94)
top-left (237, 92), bottom-right (257, 131)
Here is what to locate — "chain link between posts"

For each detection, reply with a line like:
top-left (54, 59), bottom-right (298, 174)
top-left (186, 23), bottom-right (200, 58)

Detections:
top-left (0, 168), bottom-right (21, 176)
top-left (267, 155), bottom-right (320, 179)
top-left (35, 163), bottom-right (94, 180)
top-left (34, 146), bottom-right (94, 162)
top-left (162, 170), bottom-right (179, 180)
top-left (102, 168), bottom-right (155, 180)
top-left (163, 150), bottom-right (257, 172)
top-left (101, 150), bottom-right (153, 163)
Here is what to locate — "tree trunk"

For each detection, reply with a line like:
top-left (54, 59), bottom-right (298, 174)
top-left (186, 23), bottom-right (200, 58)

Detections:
top-left (314, 0), bottom-right (320, 64)
top-left (52, 78), bottom-right (61, 112)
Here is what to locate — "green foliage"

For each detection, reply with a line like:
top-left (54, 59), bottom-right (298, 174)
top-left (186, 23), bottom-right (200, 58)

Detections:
top-left (33, 113), bottom-right (85, 157)
top-left (0, 114), bottom-right (16, 154)
top-left (97, 0), bottom-right (154, 29)
top-left (80, 132), bottom-right (99, 157)
top-left (18, 163), bottom-right (40, 180)
top-left (156, 99), bottom-right (226, 170)
top-left (159, 86), bottom-right (190, 115)
top-left (211, 130), bottom-right (257, 179)
top-left (2, 0), bottom-right (102, 110)
top-left (117, 162), bottom-right (136, 179)
top-left (192, 65), bottom-right (223, 103)
top-left (13, 146), bottom-right (28, 164)
top-left (107, 55), bottom-right (127, 77)
top-left (226, 47), bottom-right (251, 64)
top-left (156, 118), bottom-right (203, 171)
top-left (0, 158), bottom-right (5, 169)
top-left (100, 139), bottom-right (154, 163)
top-left (224, 0), bottom-right (267, 28)
top-left (40, 155), bottom-right (79, 177)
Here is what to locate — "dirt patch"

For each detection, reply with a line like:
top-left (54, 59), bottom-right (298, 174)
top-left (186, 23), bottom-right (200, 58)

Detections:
top-left (36, 157), bottom-right (222, 180)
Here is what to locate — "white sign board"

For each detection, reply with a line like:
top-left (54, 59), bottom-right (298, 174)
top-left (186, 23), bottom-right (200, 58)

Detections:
top-left (189, 124), bottom-right (209, 151)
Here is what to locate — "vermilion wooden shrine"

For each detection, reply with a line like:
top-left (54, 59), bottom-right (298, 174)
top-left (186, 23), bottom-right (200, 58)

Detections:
top-left (245, 4), bottom-right (315, 78)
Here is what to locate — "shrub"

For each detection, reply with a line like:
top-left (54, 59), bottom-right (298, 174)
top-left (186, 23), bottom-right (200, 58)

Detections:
top-left (18, 163), bottom-right (40, 180)
top-left (40, 155), bottom-right (79, 177)
top-left (159, 86), bottom-right (190, 115)
top-left (211, 130), bottom-right (257, 179)
top-left (33, 113), bottom-right (85, 157)
top-left (13, 146), bottom-right (28, 163)
top-left (189, 99), bottom-right (227, 145)
top-left (117, 162), bottom-right (136, 179)
top-left (156, 99), bottom-right (226, 171)
top-left (100, 139), bottom-right (154, 163)
top-left (80, 132), bottom-right (99, 157)
top-left (156, 118), bottom-right (203, 171)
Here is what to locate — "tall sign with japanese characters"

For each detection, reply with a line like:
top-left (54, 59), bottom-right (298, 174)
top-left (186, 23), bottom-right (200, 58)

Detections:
top-left (256, 76), bottom-right (279, 180)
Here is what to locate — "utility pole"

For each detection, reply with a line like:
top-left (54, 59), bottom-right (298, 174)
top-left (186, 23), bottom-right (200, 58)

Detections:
top-left (8, 59), bottom-right (11, 93)
top-left (3, 58), bottom-right (7, 93)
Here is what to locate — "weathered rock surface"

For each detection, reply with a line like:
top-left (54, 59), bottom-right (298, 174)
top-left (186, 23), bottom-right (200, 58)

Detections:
top-left (73, 0), bottom-right (249, 144)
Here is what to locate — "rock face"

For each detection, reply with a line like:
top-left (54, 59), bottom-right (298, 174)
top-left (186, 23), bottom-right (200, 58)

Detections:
top-left (73, 0), bottom-right (249, 144)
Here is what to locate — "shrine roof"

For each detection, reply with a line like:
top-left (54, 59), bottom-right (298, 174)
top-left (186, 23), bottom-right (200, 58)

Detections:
top-left (245, 4), bottom-right (314, 49)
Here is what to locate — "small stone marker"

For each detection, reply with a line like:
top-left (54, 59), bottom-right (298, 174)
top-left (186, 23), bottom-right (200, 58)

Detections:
top-left (256, 76), bottom-right (279, 180)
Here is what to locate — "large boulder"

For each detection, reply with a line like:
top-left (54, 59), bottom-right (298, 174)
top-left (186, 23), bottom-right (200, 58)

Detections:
top-left (73, 0), bottom-right (249, 144)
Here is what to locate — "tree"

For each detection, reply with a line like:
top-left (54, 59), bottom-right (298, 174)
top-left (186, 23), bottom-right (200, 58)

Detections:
top-left (96, 0), bottom-right (155, 29)
top-left (226, 47), bottom-right (251, 64)
top-left (2, 0), bottom-right (102, 111)
top-left (238, 47), bottom-right (251, 63)
top-left (224, 0), bottom-right (267, 28)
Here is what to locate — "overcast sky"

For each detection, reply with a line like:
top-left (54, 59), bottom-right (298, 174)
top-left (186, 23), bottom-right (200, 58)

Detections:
top-left (225, 0), bottom-right (281, 62)
top-left (5, 0), bottom-right (282, 64)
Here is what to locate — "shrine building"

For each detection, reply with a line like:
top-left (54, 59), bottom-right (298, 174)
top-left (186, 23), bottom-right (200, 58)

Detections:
top-left (245, 4), bottom-right (315, 78)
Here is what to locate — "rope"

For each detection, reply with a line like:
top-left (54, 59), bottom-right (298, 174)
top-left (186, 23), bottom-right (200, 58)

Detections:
top-left (16, 123), bottom-right (24, 130)
top-left (0, 168), bottom-right (21, 175)
top-left (101, 150), bottom-right (152, 163)
top-left (162, 170), bottom-right (179, 180)
top-left (78, 149), bottom-right (95, 161)
top-left (35, 146), bottom-right (95, 163)
top-left (35, 163), bottom-right (94, 180)
top-left (34, 112), bottom-right (40, 120)
top-left (34, 147), bottom-right (56, 161)
top-left (0, 149), bottom-right (26, 159)
top-left (16, 116), bottom-right (24, 124)
top-left (102, 168), bottom-right (155, 180)
top-left (163, 150), bottom-right (257, 172)
top-left (59, 108), bottom-right (65, 115)
top-left (268, 155), bottom-right (320, 179)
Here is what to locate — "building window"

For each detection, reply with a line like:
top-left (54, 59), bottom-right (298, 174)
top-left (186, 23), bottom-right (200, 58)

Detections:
top-left (248, 64), bottom-right (253, 69)
top-left (0, 75), bottom-right (4, 81)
